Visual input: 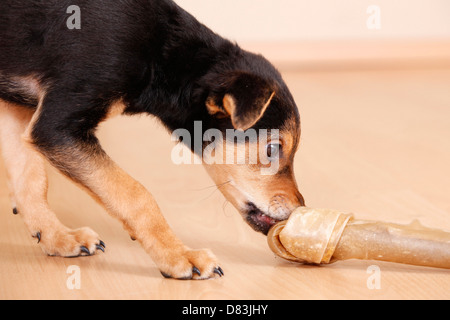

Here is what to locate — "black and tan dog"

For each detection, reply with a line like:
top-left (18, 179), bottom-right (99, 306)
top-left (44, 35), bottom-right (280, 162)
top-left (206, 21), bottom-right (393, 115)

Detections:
top-left (0, 0), bottom-right (305, 280)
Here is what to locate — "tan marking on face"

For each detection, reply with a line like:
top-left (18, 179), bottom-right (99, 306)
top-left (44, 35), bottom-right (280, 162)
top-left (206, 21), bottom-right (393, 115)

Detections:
top-left (281, 112), bottom-right (302, 158)
top-left (222, 94), bottom-right (236, 117)
top-left (202, 125), bottom-right (303, 221)
top-left (206, 98), bottom-right (227, 118)
top-left (205, 162), bottom-right (300, 218)
top-left (104, 99), bottom-right (126, 120)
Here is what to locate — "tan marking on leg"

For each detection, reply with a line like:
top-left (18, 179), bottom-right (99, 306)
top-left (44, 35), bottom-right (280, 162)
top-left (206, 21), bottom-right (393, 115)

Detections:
top-left (22, 89), bottom-right (45, 145)
top-left (0, 99), bottom-right (102, 256)
top-left (82, 154), bottom-right (219, 279)
top-left (57, 147), bottom-right (218, 278)
top-left (25, 97), bottom-right (220, 278)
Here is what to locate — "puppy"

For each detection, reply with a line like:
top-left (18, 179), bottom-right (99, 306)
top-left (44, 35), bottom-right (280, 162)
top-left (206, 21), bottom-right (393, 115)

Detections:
top-left (0, 0), bottom-right (304, 280)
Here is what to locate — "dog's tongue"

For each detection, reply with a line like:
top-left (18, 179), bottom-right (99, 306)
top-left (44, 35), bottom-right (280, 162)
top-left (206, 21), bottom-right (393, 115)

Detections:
top-left (257, 212), bottom-right (277, 226)
top-left (247, 210), bottom-right (280, 235)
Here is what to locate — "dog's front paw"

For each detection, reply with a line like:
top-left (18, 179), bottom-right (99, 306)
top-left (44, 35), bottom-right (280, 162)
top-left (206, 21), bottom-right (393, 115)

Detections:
top-left (159, 248), bottom-right (224, 280)
top-left (33, 226), bottom-right (105, 257)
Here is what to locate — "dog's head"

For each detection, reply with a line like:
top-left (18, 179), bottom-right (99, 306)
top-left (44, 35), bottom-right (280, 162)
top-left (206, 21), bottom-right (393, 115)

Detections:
top-left (193, 53), bottom-right (305, 235)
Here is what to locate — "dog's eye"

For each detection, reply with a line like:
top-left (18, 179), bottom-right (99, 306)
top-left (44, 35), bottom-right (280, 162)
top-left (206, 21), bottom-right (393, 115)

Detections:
top-left (266, 143), bottom-right (281, 160)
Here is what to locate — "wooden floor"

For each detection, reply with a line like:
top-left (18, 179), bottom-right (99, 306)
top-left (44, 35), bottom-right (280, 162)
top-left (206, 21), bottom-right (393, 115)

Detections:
top-left (1, 67), bottom-right (449, 300)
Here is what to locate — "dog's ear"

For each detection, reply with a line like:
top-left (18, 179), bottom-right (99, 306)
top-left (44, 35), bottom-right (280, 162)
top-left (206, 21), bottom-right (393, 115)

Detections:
top-left (206, 72), bottom-right (275, 131)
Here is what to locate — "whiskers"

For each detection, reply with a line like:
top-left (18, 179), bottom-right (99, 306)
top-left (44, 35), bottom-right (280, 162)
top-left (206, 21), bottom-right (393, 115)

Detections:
top-left (194, 180), bottom-right (231, 203)
top-left (222, 199), bottom-right (232, 216)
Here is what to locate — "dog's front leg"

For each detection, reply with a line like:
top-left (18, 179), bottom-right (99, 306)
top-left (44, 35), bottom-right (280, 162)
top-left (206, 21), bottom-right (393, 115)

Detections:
top-left (81, 157), bottom-right (221, 280)
top-left (29, 97), bottom-right (222, 280)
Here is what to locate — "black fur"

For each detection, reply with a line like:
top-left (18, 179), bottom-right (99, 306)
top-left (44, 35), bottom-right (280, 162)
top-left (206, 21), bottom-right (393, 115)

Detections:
top-left (0, 0), bottom-right (299, 148)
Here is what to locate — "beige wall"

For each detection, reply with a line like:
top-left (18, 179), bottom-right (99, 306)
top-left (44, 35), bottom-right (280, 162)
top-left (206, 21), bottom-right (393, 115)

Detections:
top-left (175, 0), bottom-right (450, 42)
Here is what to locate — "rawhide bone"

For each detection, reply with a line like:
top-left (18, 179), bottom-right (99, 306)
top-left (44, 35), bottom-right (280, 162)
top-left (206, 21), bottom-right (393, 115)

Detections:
top-left (268, 207), bottom-right (450, 269)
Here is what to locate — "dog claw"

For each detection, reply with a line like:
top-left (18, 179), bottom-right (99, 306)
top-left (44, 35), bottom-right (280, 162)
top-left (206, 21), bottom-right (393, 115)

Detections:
top-left (80, 246), bottom-right (91, 255)
top-left (214, 267), bottom-right (224, 277)
top-left (96, 244), bottom-right (105, 253)
top-left (99, 240), bottom-right (106, 248)
top-left (160, 267), bottom-right (202, 280)
top-left (32, 232), bottom-right (41, 244)
top-left (160, 266), bottom-right (223, 280)
top-left (193, 267), bottom-right (201, 277)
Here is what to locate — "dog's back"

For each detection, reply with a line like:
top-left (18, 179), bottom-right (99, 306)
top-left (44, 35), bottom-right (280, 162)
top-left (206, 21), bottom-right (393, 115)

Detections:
top-left (0, 0), bottom-right (189, 108)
